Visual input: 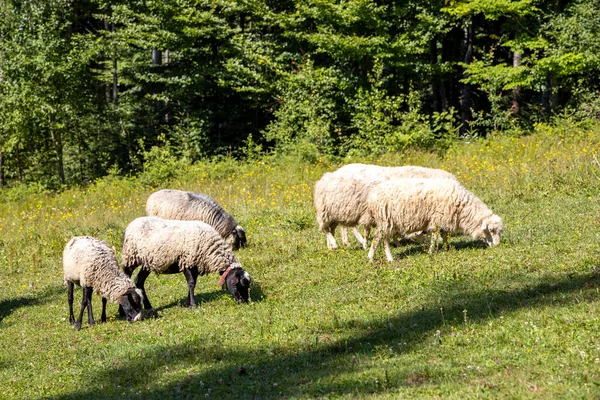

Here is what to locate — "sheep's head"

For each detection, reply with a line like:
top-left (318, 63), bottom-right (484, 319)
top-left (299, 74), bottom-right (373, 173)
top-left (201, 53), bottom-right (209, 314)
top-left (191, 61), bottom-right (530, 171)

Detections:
top-left (218, 266), bottom-right (251, 303)
top-left (232, 225), bottom-right (247, 250)
top-left (480, 214), bottom-right (504, 247)
top-left (118, 288), bottom-right (144, 322)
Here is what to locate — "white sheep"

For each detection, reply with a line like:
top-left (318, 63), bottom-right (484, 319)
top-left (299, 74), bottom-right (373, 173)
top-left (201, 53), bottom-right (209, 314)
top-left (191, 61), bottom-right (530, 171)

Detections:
top-left (146, 189), bottom-right (247, 250)
top-left (333, 163), bottom-right (459, 182)
top-left (366, 178), bottom-right (504, 262)
top-left (314, 172), bottom-right (379, 250)
top-left (63, 236), bottom-right (143, 330)
top-left (316, 163), bottom-right (460, 249)
top-left (121, 216), bottom-right (251, 315)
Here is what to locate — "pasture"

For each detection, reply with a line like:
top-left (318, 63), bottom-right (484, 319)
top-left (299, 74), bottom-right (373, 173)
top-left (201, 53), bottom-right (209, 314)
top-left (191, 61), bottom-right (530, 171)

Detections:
top-left (1, 123), bottom-right (600, 398)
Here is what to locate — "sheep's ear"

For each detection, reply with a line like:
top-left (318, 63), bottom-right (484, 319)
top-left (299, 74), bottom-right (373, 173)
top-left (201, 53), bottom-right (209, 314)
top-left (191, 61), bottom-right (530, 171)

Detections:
top-left (481, 221), bottom-right (488, 231)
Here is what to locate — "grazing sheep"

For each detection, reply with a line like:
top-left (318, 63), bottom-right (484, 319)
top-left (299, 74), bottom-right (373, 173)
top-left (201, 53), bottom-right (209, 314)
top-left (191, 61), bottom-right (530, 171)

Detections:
top-left (146, 189), bottom-right (247, 250)
top-left (314, 173), bottom-right (379, 250)
top-left (121, 216), bottom-right (251, 314)
top-left (324, 164), bottom-right (458, 251)
top-left (333, 163), bottom-right (459, 182)
top-left (63, 236), bottom-right (143, 330)
top-left (366, 178), bottom-right (503, 262)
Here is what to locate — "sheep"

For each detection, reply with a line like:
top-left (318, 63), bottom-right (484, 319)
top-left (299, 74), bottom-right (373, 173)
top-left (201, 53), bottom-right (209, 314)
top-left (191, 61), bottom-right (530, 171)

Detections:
top-left (146, 189), bottom-right (247, 250)
top-left (314, 172), bottom-right (379, 250)
top-left (63, 236), bottom-right (143, 330)
top-left (366, 178), bottom-right (504, 262)
top-left (324, 163), bottom-right (458, 251)
top-left (121, 216), bottom-right (251, 315)
top-left (333, 163), bottom-right (459, 182)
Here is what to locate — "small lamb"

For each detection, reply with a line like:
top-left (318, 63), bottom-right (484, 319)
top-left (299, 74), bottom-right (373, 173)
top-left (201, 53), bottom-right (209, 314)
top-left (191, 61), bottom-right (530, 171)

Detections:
top-left (63, 236), bottom-right (143, 330)
top-left (366, 178), bottom-right (503, 262)
top-left (146, 189), bottom-right (247, 250)
top-left (121, 216), bottom-right (251, 315)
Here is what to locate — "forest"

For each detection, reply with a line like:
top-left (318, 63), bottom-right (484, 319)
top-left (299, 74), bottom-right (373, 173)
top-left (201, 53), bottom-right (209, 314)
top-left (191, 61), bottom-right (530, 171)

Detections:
top-left (1, 0), bottom-right (599, 188)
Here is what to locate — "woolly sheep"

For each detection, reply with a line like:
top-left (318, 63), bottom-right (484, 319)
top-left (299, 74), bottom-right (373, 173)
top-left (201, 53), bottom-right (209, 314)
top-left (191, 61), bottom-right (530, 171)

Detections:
top-left (366, 178), bottom-right (504, 262)
top-left (317, 163), bottom-right (460, 249)
top-left (314, 172), bottom-right (379, 250)
top-left (333, 163), bottom-right (459, 182)
top-left (146, 189), bottom-right (247, 250)
top-left (121, 216), bottom-right (251, 315)
top-left (63, 236), bottom-right (143, 330)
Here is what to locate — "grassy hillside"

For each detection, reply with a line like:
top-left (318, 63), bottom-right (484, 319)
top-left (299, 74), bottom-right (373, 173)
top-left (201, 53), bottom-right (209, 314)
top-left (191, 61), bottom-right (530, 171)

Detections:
top-left (1, 122), bottom-right (600, 399)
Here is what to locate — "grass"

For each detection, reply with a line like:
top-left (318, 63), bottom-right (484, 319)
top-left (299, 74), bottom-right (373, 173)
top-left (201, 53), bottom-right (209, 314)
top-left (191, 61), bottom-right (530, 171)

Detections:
top-left (1, 121), bottom-right (600, 399)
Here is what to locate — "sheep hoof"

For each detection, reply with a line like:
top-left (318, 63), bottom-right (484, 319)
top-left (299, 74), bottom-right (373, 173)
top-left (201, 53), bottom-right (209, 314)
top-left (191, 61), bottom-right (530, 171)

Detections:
top-left (74, 322), bottom-right (82, 331)
top-left (146, 308), bottom-right (158, 318)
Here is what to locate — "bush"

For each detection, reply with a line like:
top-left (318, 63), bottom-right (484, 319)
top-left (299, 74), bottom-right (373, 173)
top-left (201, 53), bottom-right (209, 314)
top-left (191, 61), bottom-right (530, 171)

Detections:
top-left (139, 139), bottom-right (190, 187)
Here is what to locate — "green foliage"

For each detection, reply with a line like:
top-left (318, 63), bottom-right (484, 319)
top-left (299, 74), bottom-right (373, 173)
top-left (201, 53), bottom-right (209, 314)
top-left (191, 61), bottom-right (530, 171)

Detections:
top-left (1, 0), bottom-right (600, 187)
top-left (348, 63), bottom-right (459, 155)
top-left (139, 138), bottom-right (190, 187)
top-left (263, 60), bottom-right (342, 162)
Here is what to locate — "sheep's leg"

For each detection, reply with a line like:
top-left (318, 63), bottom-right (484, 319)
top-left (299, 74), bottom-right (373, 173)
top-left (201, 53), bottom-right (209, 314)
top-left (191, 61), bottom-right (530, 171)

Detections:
top-left (85, 287), bottom-right (95, 326)
top-left (134, 268), bottom-right (155, 315)
top-left (122, 265), bottom-right (136, 278)
top-left (368, 230), bottom-right (382, 263)
top-left (340, 226), bottom-right (350, 247)
top-left (67, 281), bottom-right (75, 325)
top-left (100, 297), bottom-right (107, 323)
top-left (383, 237), bottom-right (394, 262)
top-left (350, 227), bottom-right (367, 250)
top-left (440, 231), bottom-right (448, 250)
top-left (119, 265), bottom-right (136, 317)
top-left (182, 268), bottom-right (199, 307)
top-left (325, 225), bottom-right (339, 250)
top-left (75, 289), bottom-right (87, 330)
top-left (428, 231), bottom-right (441, 254)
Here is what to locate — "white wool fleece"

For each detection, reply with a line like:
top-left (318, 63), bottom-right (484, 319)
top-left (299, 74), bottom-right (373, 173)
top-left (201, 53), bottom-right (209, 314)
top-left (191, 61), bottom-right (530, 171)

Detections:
top-left (122, 217), bottom-right (242, 275)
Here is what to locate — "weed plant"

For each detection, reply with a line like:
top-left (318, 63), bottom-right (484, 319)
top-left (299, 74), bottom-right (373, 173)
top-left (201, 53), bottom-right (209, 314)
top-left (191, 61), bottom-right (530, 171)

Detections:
top-left (1, 122), bottom-right (600, 398)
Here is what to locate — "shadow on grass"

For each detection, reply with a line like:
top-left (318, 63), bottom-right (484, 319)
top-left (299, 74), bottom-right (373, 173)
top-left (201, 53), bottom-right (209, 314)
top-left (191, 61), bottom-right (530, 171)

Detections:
top-left (152, 281), bottom-right (265, 313)
top-left (0, 285), bottom-right (63, 326)
top-left (385, 237), bottom-right (489, 259)
top-left (48, 271), bottom-right (600, 399)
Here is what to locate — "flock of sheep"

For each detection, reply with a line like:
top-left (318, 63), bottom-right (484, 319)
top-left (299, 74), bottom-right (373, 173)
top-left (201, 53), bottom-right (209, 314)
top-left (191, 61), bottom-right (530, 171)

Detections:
top-left (314, 163), bottom-right (504, 262)
top-left (63, 162), bottom-right (503, 330)
top-left (63, 189), bottom-right (251, 329)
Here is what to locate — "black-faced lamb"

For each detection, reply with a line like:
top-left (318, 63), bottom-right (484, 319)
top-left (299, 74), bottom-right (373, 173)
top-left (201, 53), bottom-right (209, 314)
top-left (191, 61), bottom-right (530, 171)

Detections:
top-left (366, 178), bottom-right (504, 262)
top-left (63, 236), bottom-right (143, 330)
top-left (121, 216), bottom-right (251, 315)
top-left (146, 189), bottom-right (247, 250)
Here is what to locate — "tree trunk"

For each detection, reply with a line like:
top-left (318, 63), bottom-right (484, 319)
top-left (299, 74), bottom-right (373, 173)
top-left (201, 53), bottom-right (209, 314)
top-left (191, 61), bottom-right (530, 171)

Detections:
top-left (430, 38), bottom-right (440, 112)
top-left (460, 22), bottom-right (474, 135)
top-left (549, 74), bottom-right (558, 111)
top-left (0, 150), bottom-right (4, 187)
top-left (49, 118), bottom-right (65, 185)
top-left (16, 146), bottom-right (23, 183)
top-left (112, 22), bottom-right (118, 105)
top-left (511, 51), bottom-right (522, 115)
top-left (542, 73), bottom-right (558, 114)
top-left (152, 49), bottom-right (162, 66)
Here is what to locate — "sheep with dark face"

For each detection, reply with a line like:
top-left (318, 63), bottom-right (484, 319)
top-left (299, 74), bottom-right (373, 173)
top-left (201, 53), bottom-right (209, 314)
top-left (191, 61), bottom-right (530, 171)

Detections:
top-left (366, 178), bottom-right (504, 262)
top-left (121, 216), bottom-right (251, 315)
top-left (146, 189), bottom-right (247, 250)
top-left (63, 236), bottom-right (143, 330)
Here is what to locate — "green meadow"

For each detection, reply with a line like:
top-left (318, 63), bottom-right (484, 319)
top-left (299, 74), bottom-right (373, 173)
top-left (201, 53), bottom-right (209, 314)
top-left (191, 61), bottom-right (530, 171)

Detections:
top-left (1, 122), bottom-right (600, 399)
